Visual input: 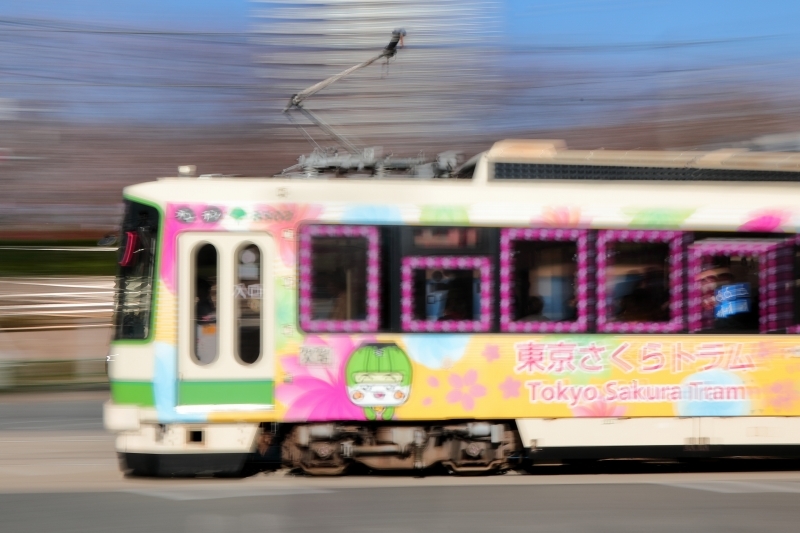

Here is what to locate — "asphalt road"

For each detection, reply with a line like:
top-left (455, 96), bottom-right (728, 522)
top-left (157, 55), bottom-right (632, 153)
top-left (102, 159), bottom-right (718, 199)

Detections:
top-left (2, 392), bottom-right (800, 532)
top-left (4, 477), bottom-right (800, 533)
top-left (0, 391), bottom-right (106, 431)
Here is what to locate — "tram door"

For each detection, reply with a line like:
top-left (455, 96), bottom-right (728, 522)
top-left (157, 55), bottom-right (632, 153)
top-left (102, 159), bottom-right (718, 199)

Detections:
top-left (177, 233), bottom-right (275, 404)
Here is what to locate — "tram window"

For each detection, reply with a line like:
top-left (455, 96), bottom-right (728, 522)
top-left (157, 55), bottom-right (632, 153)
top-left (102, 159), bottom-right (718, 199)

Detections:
top-left (299, 225), bottom-right (381, 332)
top-left (697, 255), bottom-right (760, 332)
top-left (793, 243), bottom-right (800, 331)
top-left (114, 200), bottom-right (159, 340)
top-left (688, 238), bottom-right (791, 333)
top-left (310, 238), bottom-right (368, 321)
top-left (607, 243), bottom-right (670, 322)
top-left (513, 241), bottom-right (578, 321)
top-left (597, 231), bottom-right (685, 333)
top-left (235, 243), bottom-right (261, 365)
top-left (403, 226), bottom-right (494, 255)
top-left (413, 228), bottom-right (479, 249)
top-left (401, 256), bottom-right (493, 332)
top-left (193, 243), bottom-right (218, 365)
top-left (500, 228), bottom-right (593, 333)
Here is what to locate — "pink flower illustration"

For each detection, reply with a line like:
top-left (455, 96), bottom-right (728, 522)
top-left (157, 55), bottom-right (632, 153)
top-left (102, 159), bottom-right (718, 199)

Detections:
top-left (446, 369), bottom-right (486, 411)
top-left (738, 210), bottom-right (790, 232)
top-left (160, 202), bottom-right (323, 293)
top-left (533, 207), bottom-right (588, 228)
top-left (482, 344), bottom-right (500, 363)
top-left (427, 376), bottom-right (440, 387)
top-left (499, 376), bottom-right (522, 399)
top-left (572, 400), bottom-right (627, 418)
top-left (253, 203), bottom-right (323, 267)
top-left (765, 381), bottom-right (798, 412)
top-left (276, 335), bottom-right (373, 421)
top-left (162, 203), bottom-right (226, 293)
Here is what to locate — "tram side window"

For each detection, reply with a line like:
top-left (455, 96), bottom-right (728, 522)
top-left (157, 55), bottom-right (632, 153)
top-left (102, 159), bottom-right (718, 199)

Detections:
top-left (412, 227), bottom-right (481, 250)
top-left (793, 241), bottom-right (800, 332)
top-left (236, 243), bottom-right (261, 365)
top-left (697, 255), bottom-right (760, 332)
top-left (513, 242), bottom-right (577, 322)
top-left (193, 243), bottom-right (218, 365)
top-left (686, 237), bottom-right (794, 333)
top-left (400, 227), bottom-right (494, 333)
top-left (401, 256), bottom-right (493, 332)
top-left (299, 225), bottom-right (381, 332)
top-left (500, 228), bottom-right (593, 333)
top-left (598, 231), bottom-right (685, 333)
top-left (607, 243), bottom-right (670, 321)
top-left (114, 200), bottom-right (159, 340)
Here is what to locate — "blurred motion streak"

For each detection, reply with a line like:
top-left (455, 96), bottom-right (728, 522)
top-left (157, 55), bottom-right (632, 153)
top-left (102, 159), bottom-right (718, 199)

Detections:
top-left (3, 1), bottom-right (800, 376)
top-left (3, 5), bottom-right (800, 206)
top-left (0, 276), bottom-right (113, 332)
top-left (255, 0), bottom-right (501, 142)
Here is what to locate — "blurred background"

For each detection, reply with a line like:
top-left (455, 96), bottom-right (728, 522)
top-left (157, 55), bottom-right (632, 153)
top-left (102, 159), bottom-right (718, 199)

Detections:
top-left (3, 0), bottom-right (800, 388)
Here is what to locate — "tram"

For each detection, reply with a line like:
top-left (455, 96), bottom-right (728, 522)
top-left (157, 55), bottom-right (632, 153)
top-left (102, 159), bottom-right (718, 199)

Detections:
top-left (103, 138), bottom-right (800, 476)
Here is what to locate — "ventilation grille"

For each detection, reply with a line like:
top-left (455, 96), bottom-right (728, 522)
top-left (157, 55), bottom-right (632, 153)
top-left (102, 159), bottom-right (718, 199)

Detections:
top-left (494, 163), bottom-right (800, 182)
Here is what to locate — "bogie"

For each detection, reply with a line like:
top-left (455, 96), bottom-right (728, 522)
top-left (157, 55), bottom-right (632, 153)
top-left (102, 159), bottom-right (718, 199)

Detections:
top-left (281, 422), bottom-right (522, 476)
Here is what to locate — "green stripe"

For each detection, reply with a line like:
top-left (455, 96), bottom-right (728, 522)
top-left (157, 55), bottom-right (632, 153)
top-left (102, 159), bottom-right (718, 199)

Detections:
top-left (178, 381), bottom-right (274, 405)
top-left (111, 381), bottom-right (155, 406)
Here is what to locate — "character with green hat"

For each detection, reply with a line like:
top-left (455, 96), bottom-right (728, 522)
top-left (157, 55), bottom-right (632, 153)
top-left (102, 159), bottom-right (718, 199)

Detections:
top-left (346, 343), bottom-right (413, 420)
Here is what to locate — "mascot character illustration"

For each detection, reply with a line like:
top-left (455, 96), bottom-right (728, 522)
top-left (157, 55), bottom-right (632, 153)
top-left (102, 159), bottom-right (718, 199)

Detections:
top-left (345, 343), bottom-right (412, 420)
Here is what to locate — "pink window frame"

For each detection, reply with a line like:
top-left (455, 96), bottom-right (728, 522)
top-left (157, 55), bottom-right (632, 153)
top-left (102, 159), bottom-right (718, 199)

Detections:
top-left (298, 224), bottom-right (381, 333)
top-left (786, 235), bottom-right (800, 334)
top-left (688, 239), bottom-right (792, 334)
top-left (597, 230), bottom-right (685, 333)
top-left (499, 228), bottom-right (593, 333)
top-left (401, 256), bottom-right (493, 332)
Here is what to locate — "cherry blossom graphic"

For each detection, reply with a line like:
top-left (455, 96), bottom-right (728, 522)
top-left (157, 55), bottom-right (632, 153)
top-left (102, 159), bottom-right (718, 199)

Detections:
top-left (446, 369), bottom-right (486, 411)
top-left (482, 344), bottom-right (500, 363)
top-left (738, 210), bottom-right (790, 232)
top-left (499, 376), bottom-right (522, 399)
top-left (572, 400), bottom-right (627, 418)
top-left (765, 380), bottom-right (798, 412)
top-left (755, 342), bottom-right (774, 364)
top-left (533, 206), bottom-right (588, 228)
top-left (276, 335), bottom-right (374, 421)
top-left (162, 203), bottom-right (225, 293)
top-left (427, 376), bottom-right (440, 388)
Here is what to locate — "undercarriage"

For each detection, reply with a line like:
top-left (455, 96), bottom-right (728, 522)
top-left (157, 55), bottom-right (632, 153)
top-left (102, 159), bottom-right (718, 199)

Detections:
top-left (279, 421), bottom-right (522, 476)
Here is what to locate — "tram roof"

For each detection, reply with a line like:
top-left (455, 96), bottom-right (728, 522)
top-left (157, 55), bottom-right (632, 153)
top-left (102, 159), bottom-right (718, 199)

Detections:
top-left (124, 139), bottom-right (800, 209)
top-left (152, 139), bottom-right (800, 184)
top-left (487, 139), bottom-right (800, 170)
top-left (486, 140), bottom-right (800, 182)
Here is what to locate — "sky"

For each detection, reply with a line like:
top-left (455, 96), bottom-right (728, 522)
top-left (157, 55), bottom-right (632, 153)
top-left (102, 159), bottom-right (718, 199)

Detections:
top-left (5, 0), bottom-right (800, 46)
top-left (508, 0), bottom-right (800, 46)
top-left (1, 0), bottom-right (249, 31)
top-left (3, 0), bottom-right (800, 126)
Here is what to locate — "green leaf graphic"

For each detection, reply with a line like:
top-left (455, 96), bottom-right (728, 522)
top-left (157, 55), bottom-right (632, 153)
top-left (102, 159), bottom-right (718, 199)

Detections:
top-left (419, 205), bottom-right (470, 224)
top-left (624, 208), bottom-right (695, 229)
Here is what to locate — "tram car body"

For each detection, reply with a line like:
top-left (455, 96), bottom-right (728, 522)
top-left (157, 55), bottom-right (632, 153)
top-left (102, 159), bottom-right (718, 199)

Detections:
top-left (105, 139), bottom-right (800, 476)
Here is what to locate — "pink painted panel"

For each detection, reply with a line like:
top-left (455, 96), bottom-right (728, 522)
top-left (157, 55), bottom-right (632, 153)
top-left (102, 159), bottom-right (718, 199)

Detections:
top-left (597, 230), bottom-right (685, 333)
top-left (401, 256), bottom-right (493, 332)
top-left (299, 225), bottom-right (381, 333)
top-left (499, 228), bottom-right (594, 333)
